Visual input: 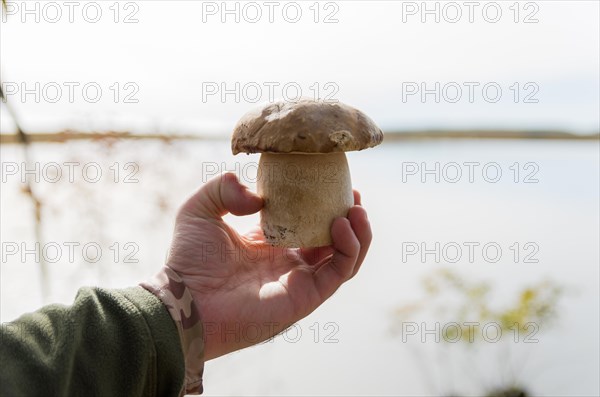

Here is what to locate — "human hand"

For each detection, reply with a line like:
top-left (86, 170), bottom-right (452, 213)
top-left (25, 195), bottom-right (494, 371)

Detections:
top-left (166, 173), bottom-right (372, 360)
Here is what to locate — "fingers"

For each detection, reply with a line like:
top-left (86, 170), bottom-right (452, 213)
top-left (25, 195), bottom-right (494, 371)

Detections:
top-left (311, 188), bottom-right (372, 299)
top-left (353, 190), bottom-right (362, 206)
top-left (300, 246), bottom-right (335, 266)
top-left (347, 205), bottom-right (372, 277)
top-left (313, 217), bottom-right (360, 300)
top-left (179, 173), bottom-right (263, 220)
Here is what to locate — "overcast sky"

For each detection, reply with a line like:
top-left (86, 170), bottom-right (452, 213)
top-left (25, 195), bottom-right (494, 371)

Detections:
top-left (1, 0), bottom-right (598, 135)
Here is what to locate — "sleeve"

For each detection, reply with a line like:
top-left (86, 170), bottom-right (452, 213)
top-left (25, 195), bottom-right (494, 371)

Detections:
top-left (0, 286), bottom-right (186, 397)
top-left (140, 267), bottom-right (205, 395)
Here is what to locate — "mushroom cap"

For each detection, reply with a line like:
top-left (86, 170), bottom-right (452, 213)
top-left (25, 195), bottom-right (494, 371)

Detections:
top-left (231, 99), bottom-right (384, 154)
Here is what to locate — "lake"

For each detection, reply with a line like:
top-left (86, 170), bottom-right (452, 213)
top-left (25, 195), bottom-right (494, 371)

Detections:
top-left (1, 138), bottom-right (598, 396)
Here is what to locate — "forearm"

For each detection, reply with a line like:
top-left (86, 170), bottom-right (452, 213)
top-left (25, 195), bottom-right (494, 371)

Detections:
top-left (0, 287), bottom-right (185, 396)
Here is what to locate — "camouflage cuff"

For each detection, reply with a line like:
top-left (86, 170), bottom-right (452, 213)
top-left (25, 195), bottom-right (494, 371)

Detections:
top-left (141, 267), bottom-right (204, 395)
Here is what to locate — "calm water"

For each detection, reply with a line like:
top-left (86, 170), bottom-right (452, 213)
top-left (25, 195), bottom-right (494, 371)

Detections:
top-left (1, 139), bottom-right (598, 396)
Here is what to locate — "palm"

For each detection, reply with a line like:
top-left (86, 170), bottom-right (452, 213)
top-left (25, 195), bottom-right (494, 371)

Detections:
top-left (167, 174), bottom-right (371, 360)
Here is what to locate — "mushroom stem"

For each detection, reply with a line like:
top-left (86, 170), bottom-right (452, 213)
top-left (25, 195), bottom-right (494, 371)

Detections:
top-left (258, 152), bottom-right (353, 248)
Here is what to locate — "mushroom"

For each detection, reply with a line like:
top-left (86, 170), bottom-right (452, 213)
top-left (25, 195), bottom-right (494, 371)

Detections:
top-left (231, 98), bottom-right (383, 248)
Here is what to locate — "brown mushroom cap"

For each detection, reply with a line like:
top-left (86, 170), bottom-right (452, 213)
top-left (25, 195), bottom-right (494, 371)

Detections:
top-left (231, 99), bottom-right (384, 154)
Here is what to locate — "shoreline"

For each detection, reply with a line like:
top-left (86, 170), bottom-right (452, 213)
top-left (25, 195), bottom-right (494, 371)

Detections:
top-left (1, 129), bottom-right (598, 145)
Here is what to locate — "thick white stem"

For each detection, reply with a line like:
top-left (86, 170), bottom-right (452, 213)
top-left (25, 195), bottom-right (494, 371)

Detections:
top-left (257, 152), bottom-right (353, 248)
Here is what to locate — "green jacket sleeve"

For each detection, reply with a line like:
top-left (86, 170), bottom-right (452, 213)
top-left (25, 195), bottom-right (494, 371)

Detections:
top-left (0, 286), bottom-right (185, 396)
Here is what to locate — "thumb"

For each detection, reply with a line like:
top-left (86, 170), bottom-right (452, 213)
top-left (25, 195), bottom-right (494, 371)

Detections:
top-left (179, 173), bottom-right (263, 220)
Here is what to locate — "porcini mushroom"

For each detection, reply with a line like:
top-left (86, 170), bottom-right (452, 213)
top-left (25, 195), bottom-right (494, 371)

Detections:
top-left (231, 99), bottom-right (383, 248)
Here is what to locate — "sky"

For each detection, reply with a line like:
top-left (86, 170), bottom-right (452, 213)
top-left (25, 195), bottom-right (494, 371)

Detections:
top-left (0, 0), bottom-right (599, 135)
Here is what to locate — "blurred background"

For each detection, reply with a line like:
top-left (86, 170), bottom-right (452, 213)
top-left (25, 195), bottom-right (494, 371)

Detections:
top-left (1, 1), bottom-right (598, 396)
